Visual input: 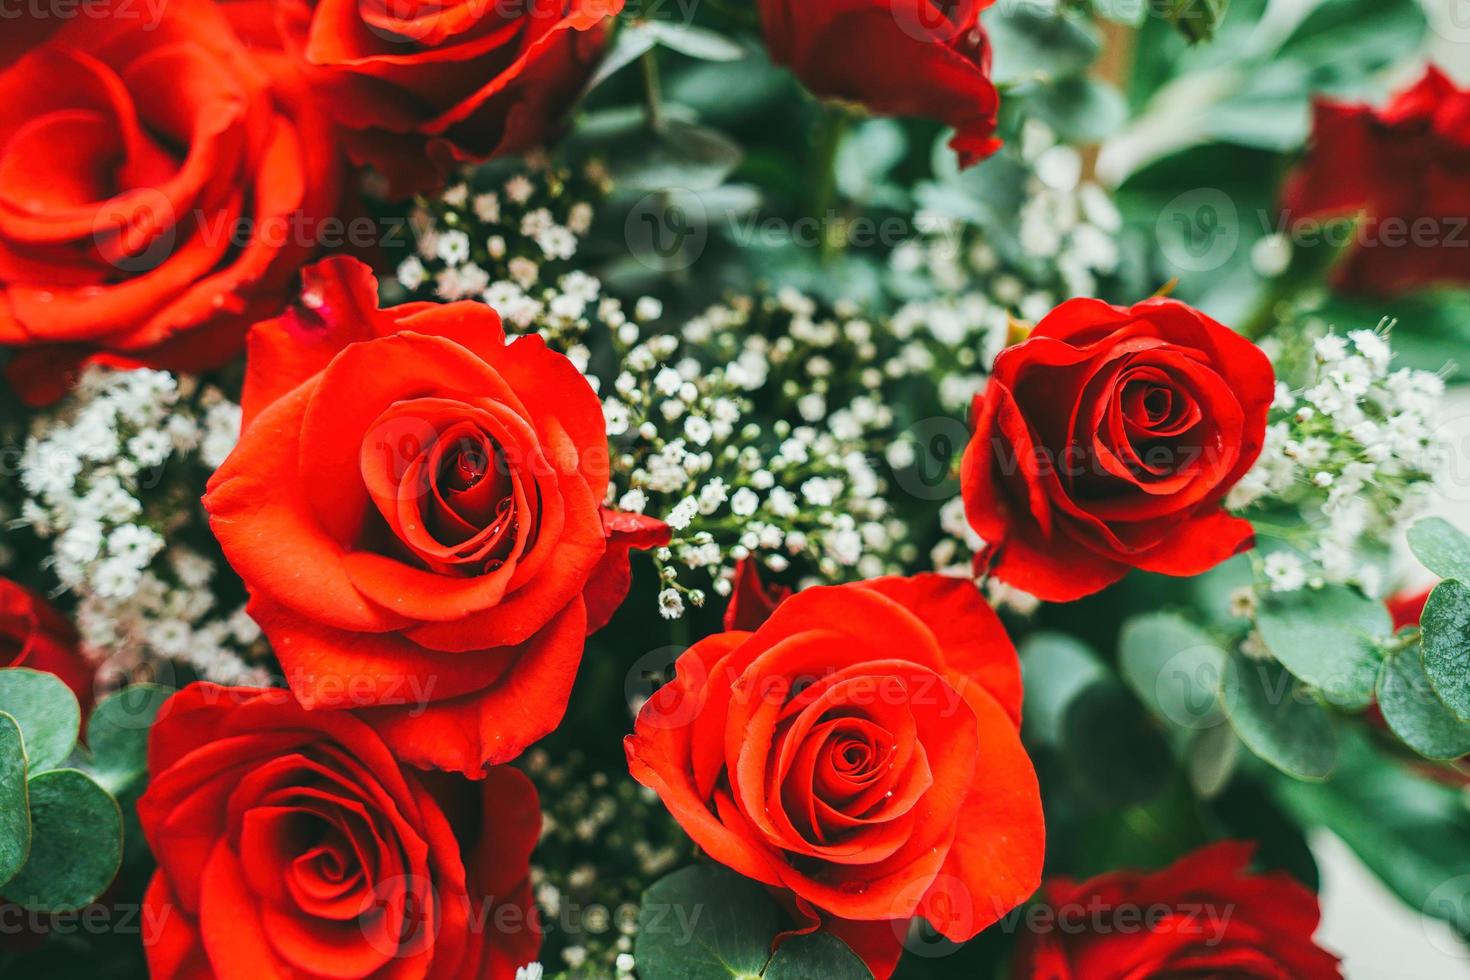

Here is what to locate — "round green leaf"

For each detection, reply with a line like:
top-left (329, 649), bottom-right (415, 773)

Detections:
top-left (4, 768), bottom-right (122, 912)
top-left (1119, 613), bottom-right (1226, 730)
top-left (0, 668), bottom-right (81, 772)
top-left (636, 864), bottom-right (778, 979)
top-left (1222, 653), bottom-right (1337, 781)
top-left (1062, 681), bottom-right (1173, 806)
top-left (1378, 648), bottom-right (1470, 760)
top-left (763, 933), bottom-right (871, 979)
top-left (87, 684), bottom-right (173, 794)
top-left (1421, 579), bottom-right (1470, 721)
top-left (1254, 585), bottom-right (1388, 709)
top-left (635, 865), bottom-right (870, 980)
top-left (1406, 518), bottom-right (1470, 584)
top-left (0, 711), bottom-right (30, 888)
top-left (1019, 633), bottom-right (1107, 747)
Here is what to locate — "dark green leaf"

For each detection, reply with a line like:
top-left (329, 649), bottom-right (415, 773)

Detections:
top-left (1378, 648), bottom-right (1470, 760)
top-left (5, 769), bottom-right (122, 912)
top-left (86, 684), bottom-right (172, 795)
top-left (1407, 518), bottom-right (1470, 584)
top-left (636, 864), bottom-right (778, 979)
top-left (1254, 585), bottom-right (1388, 708)
top-left (1062, 681), bottom-right (1173, 806)
top-left (616, 119), bottom-right (744, 192)
top-left (0, 711), bottom-right (30, 888)
top-left (636, 865), bottom-right (870, 979)
top-left (763, 933), bottom-right (871, 979)
top-left (1421, 579), bottom-right (1470, 721)
top-left (1019, 633), bottom-right (1107, 747)
top-left (1222, 653), bottom-right (1337, 780)
top-left (985, 6), bottom-right (1100, 85)
top-left (1119, 613), bottom-right (1226, 730)
top-left (0, 668), bottom-right (81, 773)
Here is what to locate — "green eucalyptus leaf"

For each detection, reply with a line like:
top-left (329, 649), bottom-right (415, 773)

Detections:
top-left (1119, 612), bottom-right (1226, 731)
top-left (763, 933), bottom-right (871, 979)
top-left (0, 668), bottom-right (81, 773)
top-left (986, 6), bottom-right (1099, 85)
top-left (1062, 681), bottom-right (1173, 806)
top-left (0, 711), bottom-right (30, 888)
top-left (1019, 632), bottom-right (1107, 747)
top-left (615, 119), bottom-right (744, 192)
top-left (1378, 647), bottom-right (1470, 760)
top-left (1254, 585), bottom-right (1389, 709)
top-left (1421, 579), bottom-right (1470, 721)
top-left (582, 22), bottom-right (659, 94)
top-left (636, 864), bottom-right (778, 979)
top-left (1407, 518), bottom-right (1470, 584)
top-left (87, 684), bottom-right (173, 795)
top-left (635, 864), bottom-right (869, 979)
top-left (1186, 721), bottom-right (1238, 799)
top-left (1222, 653), bottom-right (1337, 781)
top-left (5, 768), bottom-right (122, 912)
top-left (646, 23), bottom-right (746, 62)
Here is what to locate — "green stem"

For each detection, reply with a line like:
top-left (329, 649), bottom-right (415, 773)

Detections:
top-left (807, 105), bottom-right (851, 263)
top-left (641, 49), bottom-right (665, 133)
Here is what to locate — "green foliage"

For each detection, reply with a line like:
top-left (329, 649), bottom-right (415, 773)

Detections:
top-left (0, 669), bottom-right (171, 912)
top-left (1221, 653), bottom-right (1337, 780)
top-left (1407, 518), bottom-right (1470, 583)
top-left (1253, 585), bottom-right (1388, 709)
top-left (0, 669), bottom-right (80, 773)
top-left (1273, 730), bottom-right (1470, 938)
top-left (1377, 647), bottom-right (1470, 760)
top-left (1420, 580), bottom-right (1470, 722)
top-left (636, 864), bottom-right (872, 980)
top-left (1119, 612), bottom-right (1227, 731)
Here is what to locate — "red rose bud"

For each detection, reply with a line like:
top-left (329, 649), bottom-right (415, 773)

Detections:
top-left (625, 574), bottom-right (1043, 980)
top-left (0, 577), bottom-right (94, 711)
top-left (961, 297), bottom-right (1274, 602)
top-left (757, 0), bottom-right (1001, 167)
top-left (0, 0), bottom-right (343, 404)
top-left (205, 257), bottom-right (663, 775)
top-left (138, 684), bottom-right (541, 979)
top-left (268, 0), bottom-right (622, 198)
top-left (1012, 842), bottom-right (1342, 979)
top-left (1281, 66), bottom-right (1470, 296)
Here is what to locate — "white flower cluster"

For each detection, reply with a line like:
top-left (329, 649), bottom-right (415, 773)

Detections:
top-left (1229, 322), bottom-right (1446, 595)
top-left (891, 119), bottom-right (1122, 324)
top-left (606, 292), bottom-right (906, 618)
top-left (14, 366), bottom-right (268, 685)
top-left (396, 154), bottom-right (610, 351)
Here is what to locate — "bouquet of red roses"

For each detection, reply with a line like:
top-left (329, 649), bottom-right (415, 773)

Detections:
top-left (3, 0), bottom-right (1469, 977)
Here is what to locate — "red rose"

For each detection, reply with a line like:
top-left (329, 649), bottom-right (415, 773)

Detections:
top-left (0, 0), bottom-right (343, 404)
top-left (960, 297), bottom-right (1273, 602)
top-left (270, 0), bottom-right (621, 198)
top-left (204, 256), bottom-right (666, 775)
top-left (757, 0), bottom-right (1000, 167)
top-left (138, 683), bottom-right (540, 980)
top-left (1012, 842), bottom-right (1342, 979)
top-left (0, 577), bottom-right (94, 709)
top-left (625, 574), bottom-right (1043, 979)
top-left (1281, 66), bottom-right (1470, 296)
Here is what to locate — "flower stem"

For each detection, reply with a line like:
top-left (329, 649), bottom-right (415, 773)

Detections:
top-left (641, 49), bottom-right (665, 133)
